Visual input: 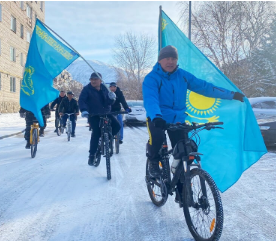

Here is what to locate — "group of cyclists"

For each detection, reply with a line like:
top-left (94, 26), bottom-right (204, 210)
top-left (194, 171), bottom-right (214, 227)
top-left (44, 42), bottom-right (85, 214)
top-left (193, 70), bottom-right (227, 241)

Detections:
top-left (20, 44), bottom-right (245, 180)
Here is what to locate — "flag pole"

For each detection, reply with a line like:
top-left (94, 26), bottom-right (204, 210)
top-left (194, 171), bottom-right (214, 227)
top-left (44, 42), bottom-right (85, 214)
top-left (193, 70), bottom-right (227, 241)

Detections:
top-left (159, 6), bottom-right (163, 52)
top-left (40, 21), bottom-right (106, 85)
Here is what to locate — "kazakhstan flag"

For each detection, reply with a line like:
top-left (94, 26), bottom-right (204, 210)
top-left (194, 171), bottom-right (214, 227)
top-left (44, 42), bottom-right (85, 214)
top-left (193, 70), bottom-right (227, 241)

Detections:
top-left (159, 10), bottom-right (267, 192)
top-left (20, 19), bottom-right (79, 126)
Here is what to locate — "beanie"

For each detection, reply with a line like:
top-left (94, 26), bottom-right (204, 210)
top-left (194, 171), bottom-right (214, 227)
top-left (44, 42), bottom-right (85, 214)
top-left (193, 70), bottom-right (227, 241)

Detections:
top-left (158, 45), bottom-right (178, 61)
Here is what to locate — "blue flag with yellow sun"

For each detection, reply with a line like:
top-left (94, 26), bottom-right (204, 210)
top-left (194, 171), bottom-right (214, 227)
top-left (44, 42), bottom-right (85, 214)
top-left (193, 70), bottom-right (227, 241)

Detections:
top-left (20, 19), bottom-right (79, 126)
top-left (159, 10), bottom-right (267, 192)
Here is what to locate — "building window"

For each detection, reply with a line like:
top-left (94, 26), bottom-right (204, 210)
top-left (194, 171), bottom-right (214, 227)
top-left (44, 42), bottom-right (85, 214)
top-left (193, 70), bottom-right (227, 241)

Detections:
top-left (26, 4), bottom-right (32, 19)
top-left (20, 53), bottom-right (24, 66)
top-left (10, 77), bottom-right (16, 92)
top-left (11, 16), bottom-right (16, 33)
top-left (35, 13), bottom-right (37, 20)
top-left (0, 4), bottom-right (2, 22)
top-left (20, 24), bottom-right (24, 38)
top-left (0, 39), bottom-right (1, 55)
top-left (20, 79), bottom-right (23, 88)
top-left (40, 2), bottom-right (43, 11)
top-left (10, 47), bottom-right (16, 62)
top-left (27, 31), bottom-right (31, 43)
top-left (20, 1), bottom-right (24, 10)
top-left (0, 73), bottom-right (1, 90)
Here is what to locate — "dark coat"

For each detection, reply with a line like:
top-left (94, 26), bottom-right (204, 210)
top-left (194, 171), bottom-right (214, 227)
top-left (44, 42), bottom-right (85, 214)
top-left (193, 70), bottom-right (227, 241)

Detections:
top-left (20, 104), bottom-right (50, 117)
top-left (58, 97), bottom-right (79, 114)
top-left (50, 95), bottom-right (67, 113)
top-left (78, 83), bottom-right (113, 114)
top-left (111, 87), bottom-right (129, 112)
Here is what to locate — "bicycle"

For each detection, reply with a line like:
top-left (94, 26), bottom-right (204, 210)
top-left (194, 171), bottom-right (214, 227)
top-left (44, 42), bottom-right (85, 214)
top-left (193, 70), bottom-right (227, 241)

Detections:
top-left (145, 122), bottom-right (224, 241)
top-left (61, 113), bottom-right (75, 141)
top-left (55, 116), bottom-right (64, 136)
top-left (30, 118), bottom-right (40, 158)
top-left (89, 111), bottom-right (127, 180)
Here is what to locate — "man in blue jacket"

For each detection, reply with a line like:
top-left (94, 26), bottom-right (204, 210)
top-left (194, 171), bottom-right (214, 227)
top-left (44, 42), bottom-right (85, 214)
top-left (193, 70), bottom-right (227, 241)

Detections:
top-left (78, 72), bottom-right (120, 165)
top-left (143, 45), bottom-right (244, 178)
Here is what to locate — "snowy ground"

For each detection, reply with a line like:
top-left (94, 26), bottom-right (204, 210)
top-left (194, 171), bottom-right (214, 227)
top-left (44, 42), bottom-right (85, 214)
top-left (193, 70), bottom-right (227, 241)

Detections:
top-left (0, 113), bottom-right (276, 241)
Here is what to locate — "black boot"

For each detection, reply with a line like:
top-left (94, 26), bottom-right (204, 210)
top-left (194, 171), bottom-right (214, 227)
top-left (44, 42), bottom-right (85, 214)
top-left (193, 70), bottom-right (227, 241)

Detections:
top-left (25, 140), bottom-right (31, 149)
top-left (148, 160), bottom-right (161, 178)
top-left (88, 155), bottom-right (95, 166)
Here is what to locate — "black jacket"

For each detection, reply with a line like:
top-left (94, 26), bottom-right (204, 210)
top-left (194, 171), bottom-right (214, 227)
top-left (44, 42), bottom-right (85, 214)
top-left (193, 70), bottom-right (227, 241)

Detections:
top-left (78, 83), bottom-right (113, 114)
top-left (111, 87), bottom-right (129, 112)
top-left (58, 97), bottom-right (79, 114)
top-left (50, 95), bottom-right (67, 112)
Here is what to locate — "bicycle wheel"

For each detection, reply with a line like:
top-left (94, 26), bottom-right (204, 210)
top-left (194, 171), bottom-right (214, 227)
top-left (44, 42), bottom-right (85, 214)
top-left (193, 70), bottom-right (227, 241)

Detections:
top-left (115, 132), bottom-right (120, 154)
top-left (183, 168), bottom-right (223, 241)
top-left (67, 121), bottom-right (71, 142)
top-left (104, 133), bottom-right (111, 180)
top-left (93, 144), bottom-right (101, 167)
top-left (56, 118), bottom-right (61, 136)
top-left (31, 128), bottom-right (38, 158)
top-left (145, 159), bottom-right (168, 207)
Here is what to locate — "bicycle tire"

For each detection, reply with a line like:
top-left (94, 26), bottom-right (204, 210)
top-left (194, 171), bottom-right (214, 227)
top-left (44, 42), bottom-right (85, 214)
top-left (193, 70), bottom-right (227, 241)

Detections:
top-left (145, 159), bottom-right (168, 207)
top-left (183, 168), bottom-right (223, 241)
top-left (104, 133), bottom-right (111, 180)
top-left (93, 145), bottom-right (101, 167)
top-left (115, 132), bottom-right (120, 154)
top-left (67, 121), bottom-right (71, 142)
top-left (31, 128), bottom-right (38, 158)
top-left (56, 118), bottom-right (61, 136)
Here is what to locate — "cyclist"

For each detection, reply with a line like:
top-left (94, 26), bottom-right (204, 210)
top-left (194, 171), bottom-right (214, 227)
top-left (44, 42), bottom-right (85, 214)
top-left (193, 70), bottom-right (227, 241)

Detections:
top-left (50, 90), bottom-right (66, 132)
top-left (109, 82), bottom-right (131, 144)
top-left (19, 104), bottom-right (50, 148)
top-left (78, 72), bottom-right (120, 166)
top-left (143, 45), bottom-right (245, 180)
top-left (58, 91), bottom-right (79, 137)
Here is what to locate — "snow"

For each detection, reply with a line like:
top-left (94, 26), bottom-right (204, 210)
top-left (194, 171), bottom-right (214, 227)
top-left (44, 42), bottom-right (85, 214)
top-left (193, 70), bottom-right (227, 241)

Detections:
top-left (66, 60), bottom-right (118, 86)
top-left (0, 115), bottom-right (276, 240)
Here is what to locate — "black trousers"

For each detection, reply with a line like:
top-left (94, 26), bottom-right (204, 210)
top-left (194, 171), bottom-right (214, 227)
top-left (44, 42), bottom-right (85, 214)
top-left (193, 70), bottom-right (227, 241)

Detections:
top-left (88, 115), bottom-right (121, 156)
top-left (146, 118), bottom-right (186, 163)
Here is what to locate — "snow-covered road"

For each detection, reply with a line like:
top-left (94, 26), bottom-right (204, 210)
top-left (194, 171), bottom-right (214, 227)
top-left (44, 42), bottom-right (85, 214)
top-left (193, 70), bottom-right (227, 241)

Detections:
top-left (0, 116), bottom-right (276, 241)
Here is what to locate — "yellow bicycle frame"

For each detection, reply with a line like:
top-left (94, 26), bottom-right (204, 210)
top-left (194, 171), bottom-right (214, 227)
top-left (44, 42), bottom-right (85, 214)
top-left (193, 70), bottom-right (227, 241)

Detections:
top-left (30, 123), bottom-right (40, 144)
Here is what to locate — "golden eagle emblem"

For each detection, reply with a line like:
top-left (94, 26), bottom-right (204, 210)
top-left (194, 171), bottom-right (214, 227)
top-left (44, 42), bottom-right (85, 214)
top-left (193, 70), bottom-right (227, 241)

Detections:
top-left (21, 66), bottom-right (35, 96)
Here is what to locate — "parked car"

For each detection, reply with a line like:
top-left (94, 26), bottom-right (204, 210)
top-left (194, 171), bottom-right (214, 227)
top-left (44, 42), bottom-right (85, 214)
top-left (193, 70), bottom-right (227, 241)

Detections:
top-left (124, 100), bottom-right (146, 124)
top-left (249, 97), bottom-right (276, 147)
top-left (257, 118), bottom-right (276, 147)
top-left (249, 97), bottom-right (276, 119)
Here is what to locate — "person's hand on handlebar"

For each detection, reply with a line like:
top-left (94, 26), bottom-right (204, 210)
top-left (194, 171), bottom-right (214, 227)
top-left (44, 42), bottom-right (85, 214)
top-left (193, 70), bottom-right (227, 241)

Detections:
top-left (153, 117), bottom-right (166, 129)
top-left (81, 111), bottom-right (89, 118)
top-left (126, 108), bottom-right (132, 113)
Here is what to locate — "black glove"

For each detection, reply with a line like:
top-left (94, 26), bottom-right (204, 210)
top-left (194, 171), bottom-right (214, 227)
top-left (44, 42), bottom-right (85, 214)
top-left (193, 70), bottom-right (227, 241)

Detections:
top-left (233, 92), bottom-right (245, 102)
top-left (153, 117), bottom-right (166, 129)
top-left (126, 108), bottom-right (132, 113)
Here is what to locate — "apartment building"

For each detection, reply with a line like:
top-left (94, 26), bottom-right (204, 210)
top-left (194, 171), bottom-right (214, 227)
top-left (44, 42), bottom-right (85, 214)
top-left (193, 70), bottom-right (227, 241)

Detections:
top-left (0, 1), bottom-right (45, 113)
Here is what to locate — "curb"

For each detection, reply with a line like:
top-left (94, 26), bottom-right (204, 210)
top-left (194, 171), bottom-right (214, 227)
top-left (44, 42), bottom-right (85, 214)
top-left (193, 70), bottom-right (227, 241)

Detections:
top-left (0, 130), bottom-right (25, 140)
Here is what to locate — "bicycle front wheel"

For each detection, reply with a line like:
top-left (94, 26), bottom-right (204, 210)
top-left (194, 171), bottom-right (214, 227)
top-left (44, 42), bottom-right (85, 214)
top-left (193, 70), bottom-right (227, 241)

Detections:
top-left (104, 133), bottom-right (111, 180)
top-left (56, 118), bottom-right (61, 136)
top-left (183, 168), bottom-right (223, 241)
top-left (115, 132), bottom-right (120, 154)
top-left (31, 128), bottom-right (38, 158)
top-left (145, 159), bottom-right (168, 207)
top-left (67, 121), bottom-right (72, 141)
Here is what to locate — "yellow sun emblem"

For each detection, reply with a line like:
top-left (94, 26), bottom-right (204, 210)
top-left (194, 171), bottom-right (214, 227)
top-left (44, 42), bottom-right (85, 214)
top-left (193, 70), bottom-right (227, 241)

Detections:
top-left (186, 90), bottom-right (221, 123)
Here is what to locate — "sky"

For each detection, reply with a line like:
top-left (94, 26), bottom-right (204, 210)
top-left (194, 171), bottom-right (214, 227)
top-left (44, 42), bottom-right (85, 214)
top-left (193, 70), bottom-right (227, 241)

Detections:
top-left (45, 1), bottom-right (185, 65)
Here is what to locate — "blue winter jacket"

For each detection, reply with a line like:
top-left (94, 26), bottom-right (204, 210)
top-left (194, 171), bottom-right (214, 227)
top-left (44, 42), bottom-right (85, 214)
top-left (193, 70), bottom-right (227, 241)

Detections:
top-left (78, 83), bottom-right (113, 114)
top-left (142, 63), bottom-right (235, 123)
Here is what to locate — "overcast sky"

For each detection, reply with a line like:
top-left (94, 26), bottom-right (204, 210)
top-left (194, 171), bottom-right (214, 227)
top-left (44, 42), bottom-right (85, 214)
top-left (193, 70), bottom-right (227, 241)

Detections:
top-left (45, 1), bottom-right (185, 65)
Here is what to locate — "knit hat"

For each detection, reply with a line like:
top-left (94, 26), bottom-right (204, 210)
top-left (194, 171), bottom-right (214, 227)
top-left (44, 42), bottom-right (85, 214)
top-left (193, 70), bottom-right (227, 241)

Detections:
top-left (109, 82), bottom-right (117, 87)
top-left (158, 45), bottom-right (178, 61)
top-left (90, 72), bottom-right (102, 79)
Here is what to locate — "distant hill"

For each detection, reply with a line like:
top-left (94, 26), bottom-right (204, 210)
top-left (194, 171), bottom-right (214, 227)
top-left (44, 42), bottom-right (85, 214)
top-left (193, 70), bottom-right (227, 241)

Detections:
top-left (66, 60), bottom-right (118, 86)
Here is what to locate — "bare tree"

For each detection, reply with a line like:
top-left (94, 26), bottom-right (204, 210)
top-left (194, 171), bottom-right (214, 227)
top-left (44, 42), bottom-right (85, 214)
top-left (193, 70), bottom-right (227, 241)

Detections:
top-left (112, 32), bottom-right (156, 100)
top-left (178, 1), bottom-right (275, 71)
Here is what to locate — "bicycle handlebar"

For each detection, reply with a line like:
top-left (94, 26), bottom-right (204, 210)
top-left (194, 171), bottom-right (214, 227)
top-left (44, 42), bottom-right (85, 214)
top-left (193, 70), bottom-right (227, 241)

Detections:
top-left (89, 111), bottom-right (128, 117)
top-left (166, 121), bottom-right (224, 132)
